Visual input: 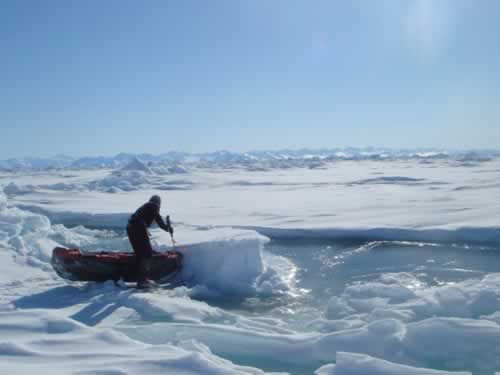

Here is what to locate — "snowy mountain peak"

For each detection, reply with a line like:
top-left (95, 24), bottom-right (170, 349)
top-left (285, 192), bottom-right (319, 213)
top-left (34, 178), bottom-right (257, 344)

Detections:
top-left (120, 157), bottom-right (153, 174)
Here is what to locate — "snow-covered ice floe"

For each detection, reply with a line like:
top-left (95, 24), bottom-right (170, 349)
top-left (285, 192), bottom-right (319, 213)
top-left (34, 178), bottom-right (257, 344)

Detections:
top-left (2, 159), bottom-right (500, 374)
top-left (0, 309), bottom-right (284, 375)
top-left (315, 352), bottom-right (471, 375)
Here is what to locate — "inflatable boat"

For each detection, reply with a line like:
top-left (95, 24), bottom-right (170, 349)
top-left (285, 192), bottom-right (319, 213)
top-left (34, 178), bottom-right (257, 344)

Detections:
top-left (51, 247), bottom-right (182, 282)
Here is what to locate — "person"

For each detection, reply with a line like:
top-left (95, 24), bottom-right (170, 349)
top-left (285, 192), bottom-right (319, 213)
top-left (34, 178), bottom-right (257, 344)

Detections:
top-left (127, 195), bottom-right (173, 287)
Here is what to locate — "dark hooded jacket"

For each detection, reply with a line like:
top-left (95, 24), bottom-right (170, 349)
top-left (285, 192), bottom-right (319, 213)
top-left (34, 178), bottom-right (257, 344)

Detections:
top-left (128, 202), bottom-right (170, 231)
top-left (127, 202), bottom-right (171, 259)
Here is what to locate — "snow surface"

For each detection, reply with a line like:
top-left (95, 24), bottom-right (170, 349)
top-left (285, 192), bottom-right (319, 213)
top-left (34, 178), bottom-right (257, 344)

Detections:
top-left (6, 159), bottom-right (500, 236)
top-left (315, 352), bottom-right (471, 375)
top-left (1, 157), bottom-right (500, 374)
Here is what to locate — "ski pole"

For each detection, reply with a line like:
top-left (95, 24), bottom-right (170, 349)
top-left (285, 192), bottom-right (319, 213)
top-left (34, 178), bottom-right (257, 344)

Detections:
top-left (170, 233), bottom-right (176, 250)
top-left (166, 215), bottom-right (176, 250)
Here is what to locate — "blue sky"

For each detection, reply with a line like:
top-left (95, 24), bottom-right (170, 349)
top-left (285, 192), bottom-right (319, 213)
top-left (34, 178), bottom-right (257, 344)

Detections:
top-left (1, 0), bottom-right (499, 158)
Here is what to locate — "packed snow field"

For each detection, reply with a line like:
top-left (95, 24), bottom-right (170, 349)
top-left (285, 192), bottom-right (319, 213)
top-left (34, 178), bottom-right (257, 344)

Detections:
top-left (1, 154), bottom-right (500, 374)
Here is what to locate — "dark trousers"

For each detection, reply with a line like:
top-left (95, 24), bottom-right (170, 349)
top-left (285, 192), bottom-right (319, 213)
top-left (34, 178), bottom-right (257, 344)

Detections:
top-left (127, 222), bottom-right (152, 282)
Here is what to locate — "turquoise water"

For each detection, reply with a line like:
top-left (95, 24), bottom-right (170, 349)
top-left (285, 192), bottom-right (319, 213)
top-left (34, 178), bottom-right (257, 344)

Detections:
top-left (264, 239), bottom-right (500, 314)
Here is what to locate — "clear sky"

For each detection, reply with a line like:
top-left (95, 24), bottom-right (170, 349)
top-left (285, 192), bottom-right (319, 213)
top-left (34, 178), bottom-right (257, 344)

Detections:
top-left (1, 0), bottom-right (500, 158)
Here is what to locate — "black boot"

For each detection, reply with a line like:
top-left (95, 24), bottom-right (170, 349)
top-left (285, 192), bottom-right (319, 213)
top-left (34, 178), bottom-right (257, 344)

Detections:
top-left (137, 258), bottom-right (156, 288)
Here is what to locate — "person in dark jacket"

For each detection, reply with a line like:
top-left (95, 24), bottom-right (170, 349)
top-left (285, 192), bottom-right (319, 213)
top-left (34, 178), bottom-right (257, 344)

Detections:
top-left (127, 195), bottom-right (173, 287)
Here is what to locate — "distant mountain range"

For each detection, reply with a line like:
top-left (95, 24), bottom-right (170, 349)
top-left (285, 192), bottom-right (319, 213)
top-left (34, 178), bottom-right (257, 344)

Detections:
top-left (1, 148), bottom-right (499, 172)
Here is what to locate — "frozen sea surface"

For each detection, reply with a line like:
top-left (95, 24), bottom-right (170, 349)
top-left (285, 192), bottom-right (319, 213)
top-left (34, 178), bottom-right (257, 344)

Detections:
top-left (1, 159), bottom-right (500, 374)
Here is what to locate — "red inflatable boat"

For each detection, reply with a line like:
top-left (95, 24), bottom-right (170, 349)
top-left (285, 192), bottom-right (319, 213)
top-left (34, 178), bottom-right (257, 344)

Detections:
top-left (51, 247), bottom-right (182, 282)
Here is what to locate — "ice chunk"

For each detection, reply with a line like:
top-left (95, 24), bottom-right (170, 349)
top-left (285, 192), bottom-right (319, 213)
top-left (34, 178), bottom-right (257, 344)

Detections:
top-left (180, 231), bottom-right (271, 298)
